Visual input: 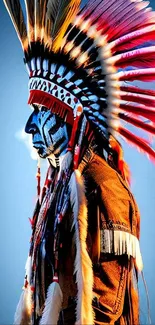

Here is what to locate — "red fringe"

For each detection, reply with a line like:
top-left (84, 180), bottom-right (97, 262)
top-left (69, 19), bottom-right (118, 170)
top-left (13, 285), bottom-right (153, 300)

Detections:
top-left (28, 90), bottom-right (74, 125)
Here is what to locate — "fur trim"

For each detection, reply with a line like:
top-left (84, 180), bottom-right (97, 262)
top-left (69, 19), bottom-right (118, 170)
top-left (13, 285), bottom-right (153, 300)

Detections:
top-left (69, 169), bottom-right (94, 325)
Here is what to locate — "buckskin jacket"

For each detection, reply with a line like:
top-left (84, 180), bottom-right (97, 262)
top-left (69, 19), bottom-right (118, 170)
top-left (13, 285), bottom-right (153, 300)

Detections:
top-left (58, 151), bottom-right (141, 325)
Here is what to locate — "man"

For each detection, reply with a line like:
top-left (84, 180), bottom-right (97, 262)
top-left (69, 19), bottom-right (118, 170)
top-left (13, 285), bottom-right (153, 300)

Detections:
top-left (3, 0), bottom-right (155, 324)
top-left (22, 105), bottom-right (140, 324)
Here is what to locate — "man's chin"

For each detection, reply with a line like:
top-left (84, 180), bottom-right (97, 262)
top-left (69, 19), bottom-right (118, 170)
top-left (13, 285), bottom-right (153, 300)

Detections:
top-left (37, 148), bottom-right (49, 158)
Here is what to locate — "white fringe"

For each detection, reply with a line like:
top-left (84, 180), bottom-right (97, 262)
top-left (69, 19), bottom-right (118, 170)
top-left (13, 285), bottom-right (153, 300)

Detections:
top-left (14, 286), bottom-right (32, 325)
top-left (39, 282), bottom-right (63, 325)
top-left (100, 229), bottom-right (143, 271)
top-left (69, 170), bottom-right (94, 325)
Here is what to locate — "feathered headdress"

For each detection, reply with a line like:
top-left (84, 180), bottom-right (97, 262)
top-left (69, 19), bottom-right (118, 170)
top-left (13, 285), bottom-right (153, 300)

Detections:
top-left (3, 0), bottom-right (155, 324)
top-left (4, 0), bottom-right (155, 168)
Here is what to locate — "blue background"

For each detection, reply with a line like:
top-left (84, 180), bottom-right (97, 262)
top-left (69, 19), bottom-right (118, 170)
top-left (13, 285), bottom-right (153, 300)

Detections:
top-left (0, 1), bottom-right (155, 324)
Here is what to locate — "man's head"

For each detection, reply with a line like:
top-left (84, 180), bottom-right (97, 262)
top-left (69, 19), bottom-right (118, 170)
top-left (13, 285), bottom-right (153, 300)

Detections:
top-left (25, 105), bottom-right (70, 159)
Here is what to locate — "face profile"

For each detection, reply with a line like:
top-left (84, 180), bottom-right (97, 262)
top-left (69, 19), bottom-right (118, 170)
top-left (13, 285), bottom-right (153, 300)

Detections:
top-left (25, 105), bottom-right (69, 159)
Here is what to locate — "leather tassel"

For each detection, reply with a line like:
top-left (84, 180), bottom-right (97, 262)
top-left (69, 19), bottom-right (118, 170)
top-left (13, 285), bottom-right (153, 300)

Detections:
top-left (39, 282), bottom-right (63, 325)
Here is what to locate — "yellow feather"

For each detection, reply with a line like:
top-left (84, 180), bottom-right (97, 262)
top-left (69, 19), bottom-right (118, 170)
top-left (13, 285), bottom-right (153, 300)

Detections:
top-left (52, 0), bottom-right (81, 52)
top-left (3, 0), bottom-right (27, 48)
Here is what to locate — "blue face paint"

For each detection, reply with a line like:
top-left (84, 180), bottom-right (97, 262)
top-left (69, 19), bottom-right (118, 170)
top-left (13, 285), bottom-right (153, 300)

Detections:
top-left (25, 106), bottom-right (69, 158)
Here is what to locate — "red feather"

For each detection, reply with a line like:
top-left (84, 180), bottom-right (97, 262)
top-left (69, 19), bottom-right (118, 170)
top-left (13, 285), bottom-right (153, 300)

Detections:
top-left (105, 7), bottom-right (152, 42)
top-left (119, 113), bottom-right (155, 135)
top-left (113, 46), bottom-right (155, 69)
top-left (119, 90), bottom-right (155, 106)
top-left (120, 85), bottom-right (155, 97)
top-left (82, 0), bottom-right (152, 43)
top-left (118, 127), bottom-right (155, 162)
top-left (112, 33), bottom-right (155, 54)
top-left (110, 25), bottom-right (155, 53)
top-left (117, 68), bottom-right (155, 82)
top-left (119, 103), bottom-right (155, 123)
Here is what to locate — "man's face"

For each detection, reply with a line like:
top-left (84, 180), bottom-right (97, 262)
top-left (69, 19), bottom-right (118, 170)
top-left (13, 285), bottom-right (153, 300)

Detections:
top-left (25, 106), bottom-right (69, 158)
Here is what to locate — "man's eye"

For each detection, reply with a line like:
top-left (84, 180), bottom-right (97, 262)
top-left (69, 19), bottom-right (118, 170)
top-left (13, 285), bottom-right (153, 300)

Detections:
top-left (41, 106), bottom-right (48, 112)
top-left (49, 124), bottom-right (59, 135)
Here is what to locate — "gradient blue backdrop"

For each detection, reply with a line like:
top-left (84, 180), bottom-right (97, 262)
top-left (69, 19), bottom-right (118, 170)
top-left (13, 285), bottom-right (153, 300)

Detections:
top-left (0, 1), bottom-right (155, 324)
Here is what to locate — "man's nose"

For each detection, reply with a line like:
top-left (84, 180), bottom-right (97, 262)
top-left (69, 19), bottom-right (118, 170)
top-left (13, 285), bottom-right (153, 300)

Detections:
top-left (25, 111), bottom-right (38, 134)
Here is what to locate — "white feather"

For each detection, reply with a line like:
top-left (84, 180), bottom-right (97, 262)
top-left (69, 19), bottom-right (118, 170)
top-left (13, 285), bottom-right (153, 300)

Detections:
top-left (39, 282), bottom-right (63, 325)
top-left (69, 170), bottom-right (94, 325)
top-left (14, 287), bottom-right (32, 325)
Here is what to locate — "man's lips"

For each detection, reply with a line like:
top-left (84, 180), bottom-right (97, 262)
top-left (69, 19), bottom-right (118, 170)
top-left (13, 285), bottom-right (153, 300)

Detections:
top-left (33, 142), bottom-right (54, 158)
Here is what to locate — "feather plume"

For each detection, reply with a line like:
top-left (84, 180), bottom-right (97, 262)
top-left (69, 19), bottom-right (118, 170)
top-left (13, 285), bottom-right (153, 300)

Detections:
top-left (69, 170), bottom-right (94, 325)
top-left (14, 287), bottom-right (32, 325)
top-left (39, 282), bottom-right (63, 325)
top-left (3, 0), bottom-right (27, 47)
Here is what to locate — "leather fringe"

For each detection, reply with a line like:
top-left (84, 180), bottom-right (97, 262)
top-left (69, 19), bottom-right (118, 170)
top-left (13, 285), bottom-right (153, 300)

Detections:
top-left (100, 229), bottom-right (143, 271)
